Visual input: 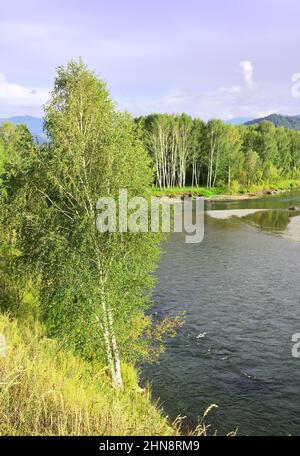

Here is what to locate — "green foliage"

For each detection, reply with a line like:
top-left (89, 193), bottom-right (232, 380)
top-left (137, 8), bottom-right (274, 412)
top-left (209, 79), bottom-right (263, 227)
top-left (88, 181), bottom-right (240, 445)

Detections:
top-left (140, 115), bottom-right (300, 189)
top-left (1, 61), bottom-right (180, 389)
top-left (0, 121), bottom-right (40, 320)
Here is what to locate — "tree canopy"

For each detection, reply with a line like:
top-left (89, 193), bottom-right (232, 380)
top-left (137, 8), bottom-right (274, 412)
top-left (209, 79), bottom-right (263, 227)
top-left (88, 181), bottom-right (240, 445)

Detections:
top-left (0, 61), bottom-right (176, 389)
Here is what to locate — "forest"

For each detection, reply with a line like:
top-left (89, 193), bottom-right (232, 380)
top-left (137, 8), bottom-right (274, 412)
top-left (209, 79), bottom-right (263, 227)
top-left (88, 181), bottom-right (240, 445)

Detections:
top-left (138, 114), bottom-right (300, 191)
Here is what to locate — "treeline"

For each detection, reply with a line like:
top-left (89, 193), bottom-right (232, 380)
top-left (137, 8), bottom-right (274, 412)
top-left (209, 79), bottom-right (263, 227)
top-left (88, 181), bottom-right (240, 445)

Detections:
top-left (137, 114), bottom-right (300, 189)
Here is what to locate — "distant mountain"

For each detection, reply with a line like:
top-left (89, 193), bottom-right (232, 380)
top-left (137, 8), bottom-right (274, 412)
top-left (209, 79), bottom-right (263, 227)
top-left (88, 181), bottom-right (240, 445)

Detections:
top-left (224, 117), bottom-right (253, 125)
top-left (245, 113), bottom-right (300, 130)
top-left (0, 115), bottom-right (46, 142)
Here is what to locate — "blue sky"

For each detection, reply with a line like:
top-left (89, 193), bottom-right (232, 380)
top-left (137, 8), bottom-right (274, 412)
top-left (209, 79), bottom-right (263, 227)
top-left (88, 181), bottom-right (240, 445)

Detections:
top-left (1, 0), bottom-right (300, 119)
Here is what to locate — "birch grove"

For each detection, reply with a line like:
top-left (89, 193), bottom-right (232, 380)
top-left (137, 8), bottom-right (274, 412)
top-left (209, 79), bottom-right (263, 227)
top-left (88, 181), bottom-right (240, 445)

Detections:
top-left (140, 115), bottom-right (300, 190)
top-left (145, 114), bottom-right (193, 189)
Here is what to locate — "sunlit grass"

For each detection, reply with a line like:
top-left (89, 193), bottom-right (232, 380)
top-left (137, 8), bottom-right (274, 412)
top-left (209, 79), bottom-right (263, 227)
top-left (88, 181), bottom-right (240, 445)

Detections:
top-left (150, 186), bottom-right (226, 198)
top-left (150, 178), bottom-right (300, 198)
top-left (0, 315), bottom-right (173, 436)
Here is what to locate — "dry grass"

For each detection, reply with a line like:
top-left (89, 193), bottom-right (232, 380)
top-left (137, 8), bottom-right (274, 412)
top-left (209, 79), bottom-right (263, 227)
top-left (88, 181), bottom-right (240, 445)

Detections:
top-left (0, 315), bottom-right (174, 436)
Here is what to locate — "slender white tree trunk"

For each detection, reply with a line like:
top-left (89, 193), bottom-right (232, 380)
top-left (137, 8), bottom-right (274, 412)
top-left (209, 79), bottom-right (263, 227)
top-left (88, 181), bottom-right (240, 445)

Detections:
top-left (98, 263), bottom-right (123, 389)
top-left (107, 307), bottom-right (123, 389)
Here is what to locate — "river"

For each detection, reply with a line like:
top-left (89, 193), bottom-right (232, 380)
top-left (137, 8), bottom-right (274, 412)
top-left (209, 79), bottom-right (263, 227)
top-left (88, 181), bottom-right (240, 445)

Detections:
top-left (143, 190), bottom-right (300, 436)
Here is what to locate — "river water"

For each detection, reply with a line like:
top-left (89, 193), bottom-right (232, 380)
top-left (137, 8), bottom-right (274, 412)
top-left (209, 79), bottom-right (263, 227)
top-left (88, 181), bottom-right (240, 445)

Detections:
top-left (143, 191), bottom-right (300, 436)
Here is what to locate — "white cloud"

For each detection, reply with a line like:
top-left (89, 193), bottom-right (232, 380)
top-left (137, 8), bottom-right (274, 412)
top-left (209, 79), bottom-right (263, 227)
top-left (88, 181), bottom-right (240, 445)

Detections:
top-left (219, 85), bottom-right (241, 95)
top-left (115, 79), bottom-right (297, 122)
top-left (240, 60), bottom-right (255, 89)
top-left (0, 73), bottom-right (49, 116)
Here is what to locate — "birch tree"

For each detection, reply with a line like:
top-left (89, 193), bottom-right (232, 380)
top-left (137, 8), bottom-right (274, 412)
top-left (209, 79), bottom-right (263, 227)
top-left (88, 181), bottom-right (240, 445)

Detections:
top-left (220, 125), bottom-right (243, 190)
top-left (147, 115), bottom-right (172, 189)
top-left (206, 119), bottom-right (226, 188)
top-left (191, 119), bottom-right (206, 187)
top-left (175, 114), bottom-right (193, 188)
top-left (146, 114), bottom-right (192, 189)
top-left (4, 61), bottom-right (162, 389)
top-left (287, 129), bottom-right (300, 172)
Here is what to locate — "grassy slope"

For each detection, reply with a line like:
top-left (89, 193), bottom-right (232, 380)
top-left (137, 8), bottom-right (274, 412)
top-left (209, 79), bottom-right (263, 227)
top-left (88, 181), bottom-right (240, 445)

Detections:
top-left (0, 315), bottom-right (174, 436)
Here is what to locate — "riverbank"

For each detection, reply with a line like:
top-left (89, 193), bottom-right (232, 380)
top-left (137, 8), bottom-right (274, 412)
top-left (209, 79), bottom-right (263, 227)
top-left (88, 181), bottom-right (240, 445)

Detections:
top-left (151, 179), bottom-right (300, 202)
top-left (0, 315), bottom-right (215, 436)
top-left (0, 315), bottom-right (174, 436)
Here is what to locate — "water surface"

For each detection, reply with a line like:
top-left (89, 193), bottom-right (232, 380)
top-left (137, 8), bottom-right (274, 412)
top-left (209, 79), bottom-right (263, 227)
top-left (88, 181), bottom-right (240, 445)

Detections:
top-left (143, 191), bottom-right (300, 436)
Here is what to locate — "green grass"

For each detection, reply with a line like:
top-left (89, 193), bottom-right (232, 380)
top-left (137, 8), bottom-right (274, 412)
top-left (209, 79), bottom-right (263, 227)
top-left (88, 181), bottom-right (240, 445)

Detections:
top-left (150, 186), bottom-right (226, 198)
top-left (0, 315), bottom-right (175, 436)
top-left (150, 179), bottom-right (300, 199)
top-left (246, 178), bottom-right (300, 193)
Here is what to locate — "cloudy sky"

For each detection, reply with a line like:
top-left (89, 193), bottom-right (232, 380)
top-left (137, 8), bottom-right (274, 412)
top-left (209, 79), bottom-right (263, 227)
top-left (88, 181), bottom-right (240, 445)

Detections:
top-left (1, 0), bottom-right (300, 119)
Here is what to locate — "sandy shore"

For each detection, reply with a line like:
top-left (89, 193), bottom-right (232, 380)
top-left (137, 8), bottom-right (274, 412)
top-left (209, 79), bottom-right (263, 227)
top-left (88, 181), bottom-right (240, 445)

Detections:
top-left (206, 209), bottom-right (268, 219)
top-left (205, 189), bottom-right (287, 202)
top-left (206, 193), bottom-right (264, 202)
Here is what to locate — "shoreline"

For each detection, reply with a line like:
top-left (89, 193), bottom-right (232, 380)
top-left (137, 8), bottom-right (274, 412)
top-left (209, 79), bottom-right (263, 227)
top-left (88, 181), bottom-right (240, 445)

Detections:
top-left (205, 188), bottom-right (288, 202)
top-left (153, 186), bottom-right (299, 203)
